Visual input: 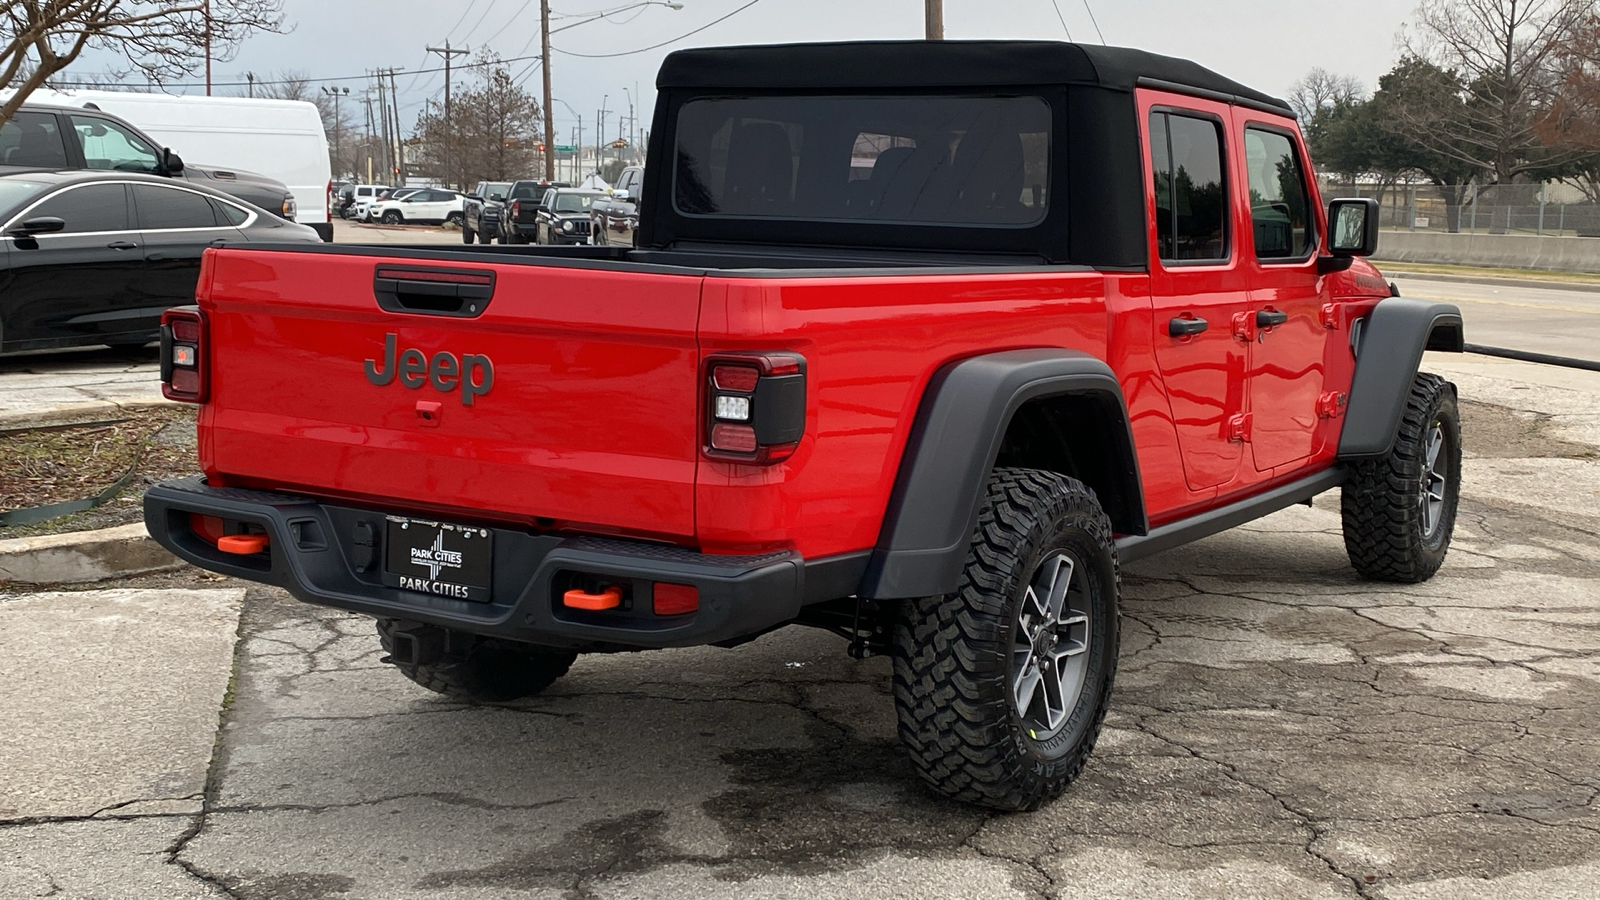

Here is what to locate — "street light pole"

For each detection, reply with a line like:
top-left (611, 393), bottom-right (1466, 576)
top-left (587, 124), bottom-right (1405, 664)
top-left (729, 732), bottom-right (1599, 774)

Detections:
top-left (322, 86), bottom-right (348, 179)
top-left (926, 0), bottom-right (943, 39)
top-left (204, 0), bottom-right (213, 95)
top-left (541, 0), bottom-right (557, 181)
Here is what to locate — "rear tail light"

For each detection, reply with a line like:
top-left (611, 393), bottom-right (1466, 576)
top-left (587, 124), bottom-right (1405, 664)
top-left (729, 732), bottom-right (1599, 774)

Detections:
top-left (160, 306), bottom-right (208, 402)
top-left (324, 180), bottom-right (332, 221)
top-left (703, 352), bottom-right (805, 464)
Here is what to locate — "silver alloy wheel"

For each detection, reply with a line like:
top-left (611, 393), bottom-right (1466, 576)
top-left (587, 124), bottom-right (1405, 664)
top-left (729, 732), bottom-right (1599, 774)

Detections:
top-left (1420, 419), bottom-right (1448, 539)
top-left (1011, 550), bottom-right (1091, 738)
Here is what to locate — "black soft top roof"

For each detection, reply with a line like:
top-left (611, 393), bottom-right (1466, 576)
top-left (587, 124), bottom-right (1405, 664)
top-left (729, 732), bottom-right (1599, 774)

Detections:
top-left (657, 40), bottom-right (1290, 113)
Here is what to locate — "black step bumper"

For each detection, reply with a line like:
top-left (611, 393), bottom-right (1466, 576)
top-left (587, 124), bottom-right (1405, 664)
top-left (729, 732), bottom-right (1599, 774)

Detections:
top-left (145, 477), bottom-right (863, 650)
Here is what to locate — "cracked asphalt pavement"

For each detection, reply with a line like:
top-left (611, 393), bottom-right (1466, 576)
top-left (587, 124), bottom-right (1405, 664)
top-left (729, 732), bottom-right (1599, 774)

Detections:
top-left (3, 352), bottom-right (1598, 899)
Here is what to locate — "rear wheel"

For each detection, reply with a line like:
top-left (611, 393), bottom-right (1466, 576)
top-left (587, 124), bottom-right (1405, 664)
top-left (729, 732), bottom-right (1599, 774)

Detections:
top-left (445, 211), bottom-right (463, 227)
top-left (893, 468), bottom-right (1120, 811)
top-left (1342, 372), bottom-right (1461, 583)
top-left (376, 619), bottom-right (577, 702)
top-left (477, 226), bottom-right (493, 244)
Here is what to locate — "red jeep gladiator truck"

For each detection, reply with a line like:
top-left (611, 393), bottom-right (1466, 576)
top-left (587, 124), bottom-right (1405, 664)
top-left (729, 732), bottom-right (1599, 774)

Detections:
top-left (146, 41), bottom-right (1464, 811)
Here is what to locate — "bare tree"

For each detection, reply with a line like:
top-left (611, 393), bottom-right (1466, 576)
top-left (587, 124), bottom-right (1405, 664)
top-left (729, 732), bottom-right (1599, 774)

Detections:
top-left (1396, 0), bottom-right (1590, 187)
top-left (413, 54), bottom-right (541, 186)
top-left (1287, 67), bottom-right (1364, 122)
top-left (2, 1), bottom-right (284, 127)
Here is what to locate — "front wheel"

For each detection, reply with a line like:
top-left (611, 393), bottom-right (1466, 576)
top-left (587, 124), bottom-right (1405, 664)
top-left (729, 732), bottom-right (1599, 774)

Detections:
top-left (893, 468), bottom-right (1120, 811)
top-left (461, 222), bottom-right (476, 243)
top-left (1342, 372), bottom-right (1461, 583)
top-left (381, 210), bottom-right (403, 225)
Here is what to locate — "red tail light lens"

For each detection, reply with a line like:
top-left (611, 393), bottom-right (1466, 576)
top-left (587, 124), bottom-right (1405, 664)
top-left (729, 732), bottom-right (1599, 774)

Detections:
top-left (703, 352), bottom-right (806, 465)
top-left (160, 306), bottom-right (208, 403)
top-left (653, 583), bottom-right (699, 616)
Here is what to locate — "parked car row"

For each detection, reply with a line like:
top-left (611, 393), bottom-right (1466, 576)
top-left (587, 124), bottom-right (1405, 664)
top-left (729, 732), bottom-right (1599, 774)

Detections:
top-left (334, 184), bottom-right (466, 226)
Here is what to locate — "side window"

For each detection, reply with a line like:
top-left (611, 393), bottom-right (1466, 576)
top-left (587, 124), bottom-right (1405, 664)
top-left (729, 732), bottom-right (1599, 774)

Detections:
top-left (0, 112), bottom-right (71, 167)
top-left (1244, 127), bottom-right (1313, 259)
top-left (541, 190), bottom-right (555, 208)
top-left (133, 184), bottom-right (220, 229)
top-left (71, 116), bottom-right (161, 174)
top-left (29, 184), bottom-right (131, 233)
top-left (1148, 111), bottom-right (1228, 262)
top-left (211, 199), bottom-right (250, 226)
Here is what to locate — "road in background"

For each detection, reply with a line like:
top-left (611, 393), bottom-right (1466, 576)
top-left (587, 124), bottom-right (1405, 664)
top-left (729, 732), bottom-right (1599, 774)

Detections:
top-left (1390, 273), bottom-right (1600, 364)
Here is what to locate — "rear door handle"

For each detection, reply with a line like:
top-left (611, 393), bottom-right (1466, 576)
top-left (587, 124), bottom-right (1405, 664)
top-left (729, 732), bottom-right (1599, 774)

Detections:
top-left (1168, 316), bottom-right (1209, 337)
top-left (107, 241), bottom-right (138, 250)
top-left (1256, 309), bottom-right (1288, 328)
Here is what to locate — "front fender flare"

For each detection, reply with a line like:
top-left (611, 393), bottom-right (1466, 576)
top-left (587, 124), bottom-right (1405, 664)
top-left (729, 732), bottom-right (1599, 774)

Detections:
top-left (858, 348), bottom-right (1146, 600)
top-left (1339, 296), bottom-right (1463, 459)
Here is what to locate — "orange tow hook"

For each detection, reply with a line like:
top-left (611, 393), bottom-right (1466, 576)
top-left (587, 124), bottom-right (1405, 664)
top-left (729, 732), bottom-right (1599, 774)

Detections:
top-left (563, 585), bottom-right (622, 610)
top-left (217, 534), bottom-right (269, 555)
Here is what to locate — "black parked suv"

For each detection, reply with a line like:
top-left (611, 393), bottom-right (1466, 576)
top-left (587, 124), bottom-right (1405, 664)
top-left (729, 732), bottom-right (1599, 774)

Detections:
top-left (0, 104), bottom-right (311, 237)
top-left (462, 180), bottom-right (512, 244)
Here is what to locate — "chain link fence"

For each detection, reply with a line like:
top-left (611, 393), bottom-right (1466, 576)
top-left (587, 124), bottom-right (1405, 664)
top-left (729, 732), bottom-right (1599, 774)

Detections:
top-left (1323, 182), bottom-right (1600, 237)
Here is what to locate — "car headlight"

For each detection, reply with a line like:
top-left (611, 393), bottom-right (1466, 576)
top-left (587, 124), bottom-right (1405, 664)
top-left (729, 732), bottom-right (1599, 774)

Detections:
top-left (561, 220), bottom-right (575, 233)
top-left (281, 195), bottom-right (297, 218)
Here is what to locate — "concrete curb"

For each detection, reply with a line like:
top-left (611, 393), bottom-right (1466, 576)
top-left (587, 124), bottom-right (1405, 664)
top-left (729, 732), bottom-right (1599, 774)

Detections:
top-left (1381, 268), bottom-right (1600, 294)
top-left (0, 522), bottom-right (182, 585)
top-left (0, 397), bottom-right (177, 431)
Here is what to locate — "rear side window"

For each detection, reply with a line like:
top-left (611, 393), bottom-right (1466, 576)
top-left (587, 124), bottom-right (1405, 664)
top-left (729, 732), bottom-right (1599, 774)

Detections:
top-left (1149, 111), bottom-right (1228, 262)
top-left (29, 183), bottom-right (131, 233)
top-left (133, 184), bottom-right (221, 229)
top-left (1244, 127), bottom-right (1314, 259)
top-left (0, 112), bottom-right (71, 168)
top-left (675, 95), bottom-right (1051, 226)
top-left (212, 199), bottom-right (250, 226)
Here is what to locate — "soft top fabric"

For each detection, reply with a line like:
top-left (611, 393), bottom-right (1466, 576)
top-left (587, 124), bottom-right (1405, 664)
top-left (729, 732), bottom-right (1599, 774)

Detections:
top-left (656, 40), bottom-right (1289, 113)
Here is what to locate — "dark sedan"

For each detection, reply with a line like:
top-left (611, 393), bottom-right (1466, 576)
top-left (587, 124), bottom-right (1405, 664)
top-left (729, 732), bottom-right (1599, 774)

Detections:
top-left (0, 170), bottom-right (321, 353)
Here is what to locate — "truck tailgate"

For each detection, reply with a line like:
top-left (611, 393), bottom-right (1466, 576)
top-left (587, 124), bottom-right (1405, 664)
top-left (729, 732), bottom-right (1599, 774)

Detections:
top-left (198, 249), bottom-right (704, 539)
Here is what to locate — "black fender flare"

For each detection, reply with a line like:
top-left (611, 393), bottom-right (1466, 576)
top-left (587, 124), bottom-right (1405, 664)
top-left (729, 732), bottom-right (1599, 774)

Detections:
top-left (857, 348), bottom-right (1147, 600)
top-left (1338, 296), bottom-right (1463, 459)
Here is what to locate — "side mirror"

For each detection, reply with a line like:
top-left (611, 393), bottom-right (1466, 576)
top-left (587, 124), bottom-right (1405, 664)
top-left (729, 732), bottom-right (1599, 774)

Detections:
top-left (1328, 198), bottom-right (1379, 257)
top-left (6, 216), bottom-right (66, 237)
top-left (162, 148), bottom-right (185, 174)
top-left (612, 189), bottom-right (631, 201)
top-left (489, 193), bottom-right (504, 202)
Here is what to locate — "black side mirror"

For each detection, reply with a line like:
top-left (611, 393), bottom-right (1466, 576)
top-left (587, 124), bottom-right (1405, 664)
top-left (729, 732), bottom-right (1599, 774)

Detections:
top-left (6, 216), bottom-right (66, 237)
top-left (489, 193), bottom-right (504, 202)
top-left (162, 148), bottom-right (185, 175)
top-left (1328, 198), bottom-right (1379, 257)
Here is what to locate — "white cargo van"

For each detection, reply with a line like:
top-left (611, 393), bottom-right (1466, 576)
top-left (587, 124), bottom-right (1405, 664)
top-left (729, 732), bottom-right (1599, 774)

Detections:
top-left (24, 89), bottom-right (334, 240)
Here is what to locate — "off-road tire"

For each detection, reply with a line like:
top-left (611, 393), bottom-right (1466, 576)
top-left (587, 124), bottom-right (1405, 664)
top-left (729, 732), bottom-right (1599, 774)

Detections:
top-left (477, 227), bottom-right (493, 244)
top-left (461, 222), bottom-right (476, 243)
top-left (893, 468), bottom-right (1120, 811)
top-left (376, 619), bottom-right (577, 702)
top-left (1342, 372), bottom-right (1461, 583)
top-left (381, 210), bottom-right (403, 225)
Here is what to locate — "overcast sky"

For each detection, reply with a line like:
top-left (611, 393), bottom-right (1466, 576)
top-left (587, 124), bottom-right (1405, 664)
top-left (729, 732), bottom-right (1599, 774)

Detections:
top-left (75, 0), bottom-right (1416, 146)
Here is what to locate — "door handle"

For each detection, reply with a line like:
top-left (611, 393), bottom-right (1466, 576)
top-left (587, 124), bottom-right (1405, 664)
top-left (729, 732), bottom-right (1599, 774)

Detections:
top-left (1168, 316), bottom-right (1209, 337)
top-left (107, 241), bottom-right (138, 250)
top-left (1256, 309), bottom-right (1288, 328)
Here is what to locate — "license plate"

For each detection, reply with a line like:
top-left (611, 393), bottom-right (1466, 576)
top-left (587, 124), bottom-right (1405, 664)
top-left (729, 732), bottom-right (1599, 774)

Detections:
top-left (381, 517), bottom-right (492, 602)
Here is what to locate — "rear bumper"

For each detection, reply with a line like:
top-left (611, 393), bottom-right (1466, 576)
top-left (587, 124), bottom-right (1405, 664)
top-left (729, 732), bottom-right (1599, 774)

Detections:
top-left (144, 477), bottom-right (864, 650)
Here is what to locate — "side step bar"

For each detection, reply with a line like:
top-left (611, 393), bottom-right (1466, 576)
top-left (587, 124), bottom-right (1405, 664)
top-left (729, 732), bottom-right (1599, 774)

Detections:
top-left (1115, 467), bottom-right (1346, 563)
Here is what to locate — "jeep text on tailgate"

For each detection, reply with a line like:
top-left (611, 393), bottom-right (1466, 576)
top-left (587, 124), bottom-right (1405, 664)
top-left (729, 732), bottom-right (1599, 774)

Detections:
top-left (146, 41), bottom-right (1464, 811)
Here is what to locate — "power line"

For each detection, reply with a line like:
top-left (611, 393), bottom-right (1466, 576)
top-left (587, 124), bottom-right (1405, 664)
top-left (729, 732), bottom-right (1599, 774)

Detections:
top-left (1080, 0), bottom-right (1106, 44)
top-left (445, 0), bottom-right (482, 41)
top-left (47, 54), bottom-right (544, 89)
top-left (1048, 0), bottom-right (1074, 41)
top-left (551, 0), bottom-right (766, 59)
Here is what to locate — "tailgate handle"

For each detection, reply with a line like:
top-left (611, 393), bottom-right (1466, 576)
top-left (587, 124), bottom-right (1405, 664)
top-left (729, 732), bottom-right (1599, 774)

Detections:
top-left (373, 266), bottom-right (495, 318)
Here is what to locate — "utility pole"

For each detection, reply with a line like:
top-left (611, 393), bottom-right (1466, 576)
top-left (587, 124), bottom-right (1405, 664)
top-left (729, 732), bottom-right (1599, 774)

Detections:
top-left (204, 0), bottom-right (213, 95)
top-left (427, 41), bottom-right (469, 189)
top-left (597, 94), bottom-right (608, 178)
top-left (362, 90), bottom-right (377, 183)
top-left (246, 73), bottom-right (254, 98)
top-left (541, 0), bottom-right (557, 181)
top-left (387, 69), bottom-right (406, 183)
top-left (375, 72), bottom-right (393, 182)
top-left (926, 0), bottom-right (944, 39)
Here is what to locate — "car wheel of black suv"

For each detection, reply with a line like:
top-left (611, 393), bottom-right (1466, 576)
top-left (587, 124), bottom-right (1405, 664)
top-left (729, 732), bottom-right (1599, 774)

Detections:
top-left (1342, 372), bottom-right (1462, 583)
top-left (893, 467), bottom-right (1120, 811)
top-left (376, 619), bottom-right (578, 702)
